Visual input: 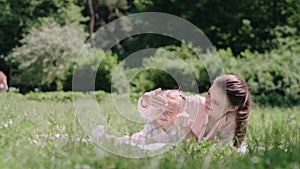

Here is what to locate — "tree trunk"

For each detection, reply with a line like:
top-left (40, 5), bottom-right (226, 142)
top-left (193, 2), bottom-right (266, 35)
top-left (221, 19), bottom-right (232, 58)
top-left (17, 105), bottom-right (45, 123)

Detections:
top-left (88, 0), bottom-right (95, 47)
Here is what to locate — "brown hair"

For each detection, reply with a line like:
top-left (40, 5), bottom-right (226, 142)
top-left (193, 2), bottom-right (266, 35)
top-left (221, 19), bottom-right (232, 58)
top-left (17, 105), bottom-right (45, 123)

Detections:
top-left (214, 74), bottom-right (251, 147)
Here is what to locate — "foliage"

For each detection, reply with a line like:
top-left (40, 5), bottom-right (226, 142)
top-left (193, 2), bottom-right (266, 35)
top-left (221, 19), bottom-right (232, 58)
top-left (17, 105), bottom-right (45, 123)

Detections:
top-left (25, 91), bottom-right (85, 102)
top-left (64, 48), bottom-right (119, 92)
top-left (78, 0), bottom-right (134, 50)
top-left (1, 0), bottom-right (300, 106)
top-left (93, 90), bottom-right (111, 102)
top-left (79, 0), bottom-right (131, 28)
top-left (219, 38), bottom-right (300, 106)
top-left (0, 0), bottom-right (85, 56)
top-left (1, 0), bottom-right (300, 58)
top-left (95, 50), bottom-right (119, 92)
top-left (0, 93), bottom-right (299, 168)
top-left (114, 44), bottom-right (212, 94)
top-left (133, 0), bottom-right (300, 55)
top-left (56, 0), bottom-right (89, 25)
top-left (7, 18), bottom-right (87, 92)
top-left (116, 42), bottom-right (300, 106)
top-left (25, 90), bottom-right (109, 102)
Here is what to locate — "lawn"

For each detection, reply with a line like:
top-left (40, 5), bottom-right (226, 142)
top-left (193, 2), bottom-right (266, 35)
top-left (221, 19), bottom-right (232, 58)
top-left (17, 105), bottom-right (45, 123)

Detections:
top-left (0, 92), bottom-right (299, 169)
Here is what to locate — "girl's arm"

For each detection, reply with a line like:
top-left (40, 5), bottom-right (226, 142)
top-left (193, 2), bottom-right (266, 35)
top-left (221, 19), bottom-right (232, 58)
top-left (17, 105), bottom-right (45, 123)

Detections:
top-left (137, 97), bottom-right (154, 120)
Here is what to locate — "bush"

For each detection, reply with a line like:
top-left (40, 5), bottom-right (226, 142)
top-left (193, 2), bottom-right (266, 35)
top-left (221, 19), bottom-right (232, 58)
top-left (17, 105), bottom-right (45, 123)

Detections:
top-left (25, 90), bottom-right (109, 102)
top-left (219, 45), bottom-right (300, 106)
top-left (25, 91), bottom-right (85, 102)
top-left (113, 44), bottom-right (213, 93)
top-left (64, 48), bottom-right (119, 92)
top-left (7, 18), bottom-right (87, 92)
top-left (116, 42), bottom-right (300, 106)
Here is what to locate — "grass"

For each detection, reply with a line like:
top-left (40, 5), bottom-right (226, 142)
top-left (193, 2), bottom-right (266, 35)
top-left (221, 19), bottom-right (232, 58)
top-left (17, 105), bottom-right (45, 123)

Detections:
top-left (0, 92), bottom-right (299, 169)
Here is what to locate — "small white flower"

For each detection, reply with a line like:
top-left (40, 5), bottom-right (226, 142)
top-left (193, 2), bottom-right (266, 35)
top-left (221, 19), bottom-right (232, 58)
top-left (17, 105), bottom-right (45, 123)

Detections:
top-left (54, 134), bottom-right (60, 138)
top-left (251, 156), bottom-right (260, 164)
top-left (237, 143), bottom-right (248, 154)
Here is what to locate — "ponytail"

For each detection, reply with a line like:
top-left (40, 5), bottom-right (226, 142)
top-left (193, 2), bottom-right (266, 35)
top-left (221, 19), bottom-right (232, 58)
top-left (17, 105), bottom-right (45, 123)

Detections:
top-left (214, 74), bottom-right (252, 148)
top-left (233, 92), bottom-right (251, 147)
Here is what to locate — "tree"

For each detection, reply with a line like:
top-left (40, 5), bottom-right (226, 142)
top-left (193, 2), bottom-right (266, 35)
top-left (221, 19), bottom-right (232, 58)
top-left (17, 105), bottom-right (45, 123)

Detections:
top-left (66, 49), bottom-right (119, 92)
top-left (80, 0), bottom-right (132, 41)
top-left (0, 0), bottom-right (86, 56)
top-left (131, 0), bottom-right (300, 55)
top-left (0, 0), bottom-right (88, 85)
top-left (7, 18), bottom-right (87, 92)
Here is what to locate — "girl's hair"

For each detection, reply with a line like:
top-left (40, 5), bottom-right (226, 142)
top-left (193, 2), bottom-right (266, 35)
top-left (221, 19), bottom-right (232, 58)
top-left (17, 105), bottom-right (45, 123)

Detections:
top-left (162, 89), bottom-right (186, 112)
top-left (214, 75), bottom-right (251, 147)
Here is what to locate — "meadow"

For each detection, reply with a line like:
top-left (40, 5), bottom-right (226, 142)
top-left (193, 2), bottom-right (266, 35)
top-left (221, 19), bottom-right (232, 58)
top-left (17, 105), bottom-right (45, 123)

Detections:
top-left (0, 92), bottom-right (299, 169)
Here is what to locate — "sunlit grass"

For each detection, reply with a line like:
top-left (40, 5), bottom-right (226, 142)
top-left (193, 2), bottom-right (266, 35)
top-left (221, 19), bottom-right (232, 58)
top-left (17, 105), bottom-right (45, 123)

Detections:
top-left (0, 92), bottom-right (299, 169)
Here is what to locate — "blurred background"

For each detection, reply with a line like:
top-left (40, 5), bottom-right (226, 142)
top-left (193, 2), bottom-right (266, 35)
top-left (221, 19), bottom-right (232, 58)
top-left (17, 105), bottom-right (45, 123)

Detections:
top-left (1, 0), bottom-right (300, 106)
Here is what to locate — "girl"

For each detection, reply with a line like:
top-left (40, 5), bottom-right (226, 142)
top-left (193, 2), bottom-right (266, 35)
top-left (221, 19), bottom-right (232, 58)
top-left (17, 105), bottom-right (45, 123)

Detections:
top-left (131, 89), bottom-right (193, 144)
top-left (92, 89), bottom-right (193, 145)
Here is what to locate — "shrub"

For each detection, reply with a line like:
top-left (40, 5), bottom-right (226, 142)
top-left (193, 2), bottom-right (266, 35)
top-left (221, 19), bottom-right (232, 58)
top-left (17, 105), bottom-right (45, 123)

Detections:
top-left (25, 91), bottom-right (84, 102)
top-left (117, 43), bottom-right (300, 106)
top-left (7, 18), bottom-right (87, 92)
top-left (64, 48), bottom-right (119, 92)
top-left (219, 45), bottom-right (300, 106)
top-left (114, 44), bottom-right (213, 94)
top-left (25, 90), bottom-right (109, 102)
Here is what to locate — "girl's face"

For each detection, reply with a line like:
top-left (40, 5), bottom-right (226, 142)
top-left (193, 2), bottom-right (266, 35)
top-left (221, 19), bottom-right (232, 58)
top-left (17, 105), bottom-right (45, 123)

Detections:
top-left (156, 101), bottom-right (180, 131)
top-left (205, 83), bottom-right (233, 120)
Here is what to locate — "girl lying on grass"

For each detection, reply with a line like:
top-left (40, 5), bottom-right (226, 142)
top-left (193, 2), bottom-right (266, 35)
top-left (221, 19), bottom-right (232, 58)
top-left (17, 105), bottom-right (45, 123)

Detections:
top-left (91, 89), bottom-right (196, 145)
top-left (130, 89), bottom-right (195, 144)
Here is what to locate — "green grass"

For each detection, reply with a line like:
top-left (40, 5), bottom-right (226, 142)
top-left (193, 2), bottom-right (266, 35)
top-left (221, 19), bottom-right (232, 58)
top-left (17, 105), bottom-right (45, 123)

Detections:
top-left (0, 92), bottom-right (299, 169)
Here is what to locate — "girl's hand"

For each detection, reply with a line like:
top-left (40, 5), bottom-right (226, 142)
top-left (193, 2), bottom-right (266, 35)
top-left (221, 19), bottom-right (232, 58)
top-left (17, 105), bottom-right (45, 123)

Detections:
top-left (141, 88), bottom-right (167, 109)
top-left (149, 88), bottom-right (168, 108)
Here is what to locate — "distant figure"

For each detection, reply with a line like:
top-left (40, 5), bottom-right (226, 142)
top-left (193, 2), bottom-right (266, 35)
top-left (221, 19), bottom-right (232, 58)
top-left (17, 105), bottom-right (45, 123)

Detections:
top-left (0, 71), bottom-right (8, 92)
